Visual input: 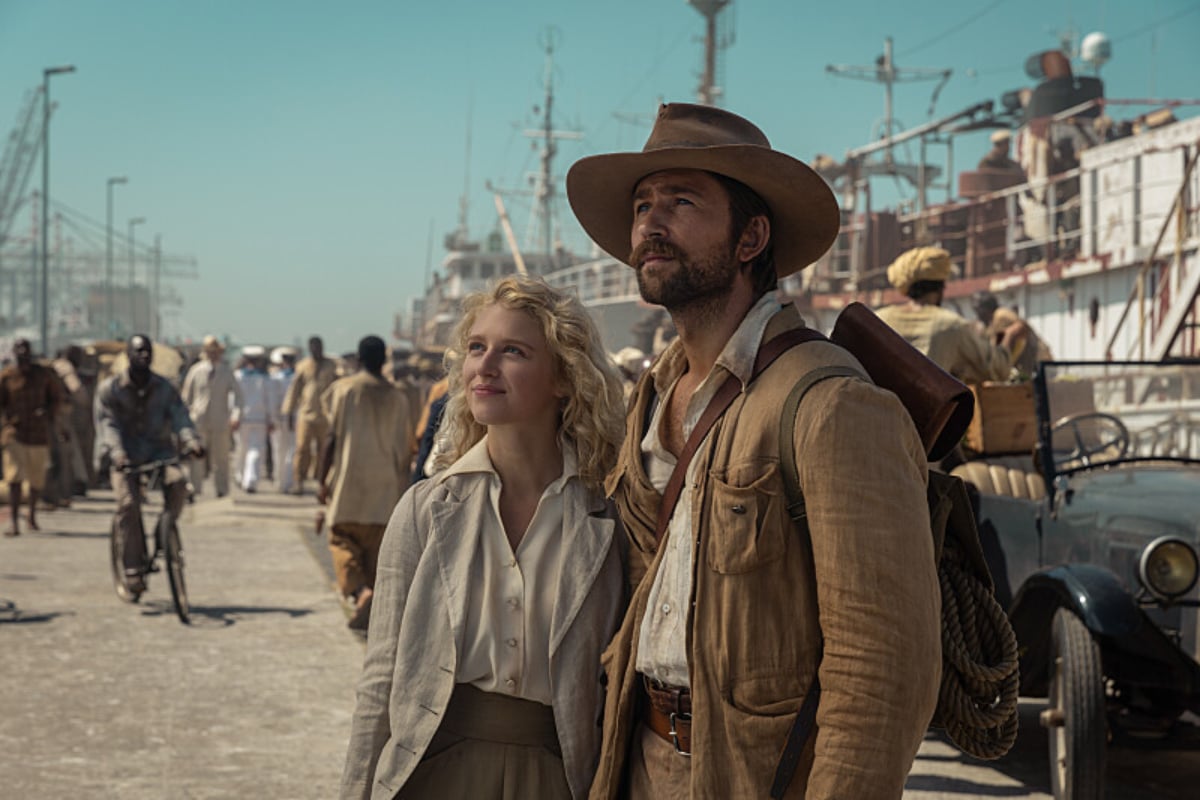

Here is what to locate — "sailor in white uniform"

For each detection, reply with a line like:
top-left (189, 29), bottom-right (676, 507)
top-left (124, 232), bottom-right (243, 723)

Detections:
top-left (268, 346), bottom-right (298, 494)
top-left (234, 346), bottom-right (275, 493)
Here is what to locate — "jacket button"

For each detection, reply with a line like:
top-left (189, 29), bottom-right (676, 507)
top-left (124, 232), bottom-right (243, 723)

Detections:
top-left (731, 504), bottom-right (747, 514)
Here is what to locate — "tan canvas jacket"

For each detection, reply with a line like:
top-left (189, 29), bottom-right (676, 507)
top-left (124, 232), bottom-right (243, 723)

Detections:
top-left (591, 305), bottom-right (941, 800)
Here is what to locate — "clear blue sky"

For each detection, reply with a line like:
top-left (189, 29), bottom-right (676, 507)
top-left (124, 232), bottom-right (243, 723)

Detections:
top-left (1, 0), bottom-right (1196, 353)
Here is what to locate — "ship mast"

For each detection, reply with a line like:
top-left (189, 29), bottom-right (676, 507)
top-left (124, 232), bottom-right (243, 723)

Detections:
top-left (523, 27), bottom-right (582, 265)
top-left (826, 37), bottom-right (952, 176)
top-left (688, 0), bottom-right (734, 106)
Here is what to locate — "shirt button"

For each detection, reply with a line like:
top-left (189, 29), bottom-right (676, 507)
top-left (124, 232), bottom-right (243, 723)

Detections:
top-left (508, 558), bottom-right (517, 568)
top-left (507, 597), bottom-right (520, 609)
top-left (504, 678), bottom-right (516, 690)
top-left (506, 638), bottom-right (518, 647)
top-left (661, 603), bottom-right (671, 615)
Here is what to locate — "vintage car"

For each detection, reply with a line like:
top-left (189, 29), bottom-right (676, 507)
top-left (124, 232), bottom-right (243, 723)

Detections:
top-left (953, 360), bottom-right (1200, 800)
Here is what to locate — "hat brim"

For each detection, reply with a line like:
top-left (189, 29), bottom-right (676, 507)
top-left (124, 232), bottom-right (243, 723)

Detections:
top-left (567, 144), bottom-right (840, 278)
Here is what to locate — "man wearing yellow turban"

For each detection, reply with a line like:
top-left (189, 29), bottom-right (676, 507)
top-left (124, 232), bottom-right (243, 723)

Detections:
top-left (876, 247), bottom-right (1026, 384)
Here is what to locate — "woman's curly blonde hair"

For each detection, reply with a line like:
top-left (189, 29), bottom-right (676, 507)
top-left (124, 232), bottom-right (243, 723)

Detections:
top-left (433, 275), bottom-right (625, 492)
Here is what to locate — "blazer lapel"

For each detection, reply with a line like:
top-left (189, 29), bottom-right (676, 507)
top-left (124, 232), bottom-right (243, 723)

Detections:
top-left (548, 485), bottom-right (615, 658)
top-left (429, 478), bottom-right (489, 656)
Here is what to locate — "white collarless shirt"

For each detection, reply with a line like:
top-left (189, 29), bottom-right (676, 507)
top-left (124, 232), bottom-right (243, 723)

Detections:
top-left (635, 293), bottom-right (781, 689)
top-left (450, 436), bottom-right (577, 706)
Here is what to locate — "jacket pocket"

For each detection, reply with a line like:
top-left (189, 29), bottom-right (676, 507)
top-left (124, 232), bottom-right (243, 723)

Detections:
top-left (706, 464), bottom-right (786, 574)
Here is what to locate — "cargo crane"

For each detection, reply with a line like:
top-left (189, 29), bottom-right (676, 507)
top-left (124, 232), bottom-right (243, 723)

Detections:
top-left (0, 88), bottom-right (44, 248)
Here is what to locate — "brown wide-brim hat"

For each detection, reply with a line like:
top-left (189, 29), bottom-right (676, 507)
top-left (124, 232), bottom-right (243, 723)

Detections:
top-left (567, 103), bottom-right (840, 278)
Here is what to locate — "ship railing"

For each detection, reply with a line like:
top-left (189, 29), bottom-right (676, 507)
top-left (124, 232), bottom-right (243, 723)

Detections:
top-left (542, 257), bottom-right (639, 304)
top-left (811, 158), bottom-right (1193, 295)
top-left (1104, 140), bottom-right (1200, 361)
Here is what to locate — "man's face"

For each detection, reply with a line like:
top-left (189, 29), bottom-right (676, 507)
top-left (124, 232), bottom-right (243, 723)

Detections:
top-left (13, 341), bottom-right (32, 369)
top-left (128, 336), bottom-right (153, 372)
top-left (309, 338), bottom-right (324, 360)
top-left (628, 169), bottom-right (741, 312)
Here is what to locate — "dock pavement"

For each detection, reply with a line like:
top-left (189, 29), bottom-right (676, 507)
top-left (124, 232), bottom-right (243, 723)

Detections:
top-left (0, 485), bottom-right (362, 799)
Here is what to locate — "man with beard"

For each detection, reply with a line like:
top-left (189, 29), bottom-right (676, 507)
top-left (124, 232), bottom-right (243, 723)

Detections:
top-left (566, 104), bottom-right (940, 799)
top-left (0, 339), bottom-right (63, 535)
top-left (96, 334), bottom-right (203, 598)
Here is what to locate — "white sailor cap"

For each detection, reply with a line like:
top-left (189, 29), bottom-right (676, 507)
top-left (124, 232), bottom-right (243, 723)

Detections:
top-left (270, 346), bottom-right (299, 365)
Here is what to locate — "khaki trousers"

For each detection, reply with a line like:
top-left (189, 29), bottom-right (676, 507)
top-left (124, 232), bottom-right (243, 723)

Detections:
top-left (191, 422), bottom-right (232, 496)
top-left (396, 684), bottom-right (569, 800)
top-left (328, 521), bottom-right (385, 598)
top-left (293, 416), bottom-right (328, 484)
top-left (629, 724), bottom-right (692, 800)
top-left (112, 466), bottom-right (187, 576)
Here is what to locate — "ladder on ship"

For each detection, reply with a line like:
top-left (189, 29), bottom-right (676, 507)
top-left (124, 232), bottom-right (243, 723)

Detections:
top-left (1105, 139), bottom-right (1200, 361)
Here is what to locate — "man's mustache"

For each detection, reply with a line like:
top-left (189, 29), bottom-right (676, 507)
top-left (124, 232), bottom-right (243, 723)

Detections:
top-left (629, 241), bottom-right (684, 267)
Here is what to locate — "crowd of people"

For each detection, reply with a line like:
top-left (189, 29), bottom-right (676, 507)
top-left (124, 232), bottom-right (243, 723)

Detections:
top-left (0, 102), bottom-right (1044, 799)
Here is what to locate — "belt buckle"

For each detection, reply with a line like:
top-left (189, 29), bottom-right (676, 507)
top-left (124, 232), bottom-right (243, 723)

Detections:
top-left (668, 711), bottom-right (692, 757)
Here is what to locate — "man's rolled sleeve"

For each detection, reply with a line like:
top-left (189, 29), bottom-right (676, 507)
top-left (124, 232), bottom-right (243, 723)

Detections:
top-left (795, 377), bottom-right (941, 798)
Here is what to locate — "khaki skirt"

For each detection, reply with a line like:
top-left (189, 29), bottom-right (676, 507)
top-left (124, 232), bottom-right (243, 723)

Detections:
top-left (396, 683), bottom-right (571, 800)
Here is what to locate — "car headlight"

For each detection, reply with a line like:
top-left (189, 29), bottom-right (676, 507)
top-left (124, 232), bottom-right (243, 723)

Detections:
top-left (1137, 536), bottom-right (1200, 601)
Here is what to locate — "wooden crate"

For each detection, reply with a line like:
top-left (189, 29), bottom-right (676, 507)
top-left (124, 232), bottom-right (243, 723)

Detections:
top-left (965, 382), bottom-right (1037, 456)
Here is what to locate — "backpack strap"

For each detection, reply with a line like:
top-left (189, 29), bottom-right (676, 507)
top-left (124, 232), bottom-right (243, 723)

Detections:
top-left (653, 327), bottom-right (823, 544)
top-left (778, 365), bottom-right (863, 531)
top-left (770, 364), bottom-right (864, 800)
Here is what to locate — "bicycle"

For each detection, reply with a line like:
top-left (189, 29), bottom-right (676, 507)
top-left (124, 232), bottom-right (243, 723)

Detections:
top-left (108, 457), bottom-right (190, 624)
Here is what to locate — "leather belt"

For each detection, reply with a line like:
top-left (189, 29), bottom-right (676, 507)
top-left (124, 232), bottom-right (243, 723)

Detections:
top-left (639, 674), bottom-right (692, 756)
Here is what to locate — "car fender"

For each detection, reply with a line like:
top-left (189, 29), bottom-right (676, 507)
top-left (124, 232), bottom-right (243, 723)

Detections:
top-left (1010, 563), bottom-right (1142, 638)
top-left (1008, 564), bottom-right (1142, 694)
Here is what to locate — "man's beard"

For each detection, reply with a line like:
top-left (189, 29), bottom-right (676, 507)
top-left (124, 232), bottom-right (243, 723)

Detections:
top-left (630, 238), bottom-right (740, 315)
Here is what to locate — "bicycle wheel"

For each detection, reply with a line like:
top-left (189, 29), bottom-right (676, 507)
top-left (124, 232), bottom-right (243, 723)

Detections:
top-left (158, 513), bottom-right (190, 624)
top-left (110, 518), bottom-right (140, 603)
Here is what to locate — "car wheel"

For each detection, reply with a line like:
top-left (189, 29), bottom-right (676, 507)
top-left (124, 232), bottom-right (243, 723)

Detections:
top-left (1047, 608), bottom-right (1106, 799)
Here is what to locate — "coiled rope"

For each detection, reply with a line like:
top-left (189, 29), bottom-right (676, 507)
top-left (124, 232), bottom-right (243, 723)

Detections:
top-left (935, 539), bottom-right (1020, 759)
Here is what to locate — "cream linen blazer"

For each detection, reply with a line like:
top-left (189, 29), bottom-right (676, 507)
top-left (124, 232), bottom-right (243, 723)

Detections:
top-left (340, 441), bottom-right (626, 800)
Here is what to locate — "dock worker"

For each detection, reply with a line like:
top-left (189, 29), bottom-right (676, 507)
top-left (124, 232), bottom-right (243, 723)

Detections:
top-left (181, 335), bottom-right (241, 498)
top-left (876, 246), bottom-right (1025, 385)
top-left (282, 336), bottom-right (337, 495)
top-left (315, 335), bottom-right (414, 631)
top-left (0, 339), bottom-right (64, 536)
top-left (978, 130), bottom-right (1023, 174)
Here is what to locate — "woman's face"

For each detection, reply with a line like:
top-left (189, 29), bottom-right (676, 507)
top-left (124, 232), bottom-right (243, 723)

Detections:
top-left (462, 304), bottom-right (563, 433)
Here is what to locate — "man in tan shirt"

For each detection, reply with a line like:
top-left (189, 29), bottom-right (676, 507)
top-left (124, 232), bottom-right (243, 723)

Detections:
top-left (181, 335), bottom-right (242, 497)
top-left (316, 335), bottom-right (413, 630)
top-left (282, 335), bottom-right (337, 495)
top-left (567, 103), bottom-right (940, 799)
top-left (875, 246), bottom-right (1026, 385)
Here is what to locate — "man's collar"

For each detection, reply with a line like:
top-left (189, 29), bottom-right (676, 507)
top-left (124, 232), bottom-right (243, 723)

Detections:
top-left (650, 290), bottom-right (782, 392)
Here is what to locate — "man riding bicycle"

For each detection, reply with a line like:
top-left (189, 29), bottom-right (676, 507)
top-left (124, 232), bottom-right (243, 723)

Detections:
top-left (95, 334), bottom-right (203, 597)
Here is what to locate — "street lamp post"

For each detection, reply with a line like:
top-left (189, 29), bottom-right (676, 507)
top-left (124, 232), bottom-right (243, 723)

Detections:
top-left (127, 216), bottom-right (145, 335)
top-left (105, 176), bottom-right (127, 337)
top-left (40, 64), bottom-right (75, 356)
top-left (152, 234), bottom-right (162, 341)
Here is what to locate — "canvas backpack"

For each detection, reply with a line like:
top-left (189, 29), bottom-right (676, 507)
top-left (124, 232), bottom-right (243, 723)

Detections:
top-left (768, 304), bottom-right (1020, 798)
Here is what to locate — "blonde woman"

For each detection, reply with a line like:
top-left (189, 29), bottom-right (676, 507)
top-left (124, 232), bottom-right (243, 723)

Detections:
top-left (341, 275), bottom-right (627, 800)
